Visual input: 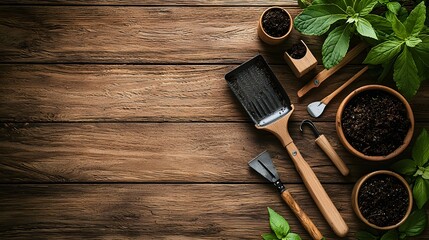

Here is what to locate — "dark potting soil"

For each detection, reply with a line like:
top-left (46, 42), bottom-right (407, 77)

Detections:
top-left (262, 8), bottom-right (290, 37)
top-left (287, 41), bottom-right (307, 59)
top-left (341, 90), bottom-right (410, 156)
top-left (358, 174), bottom-right (409, 227)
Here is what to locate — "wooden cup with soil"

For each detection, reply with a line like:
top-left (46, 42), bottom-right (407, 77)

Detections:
top-left (284, 40), bottom-right (317, 78)
top-left (336, 85), bottom-right (414, 161)
top-left (352, 170), bottom-right (413, 230)
top-left (257, 7), bottom-right (293, 45)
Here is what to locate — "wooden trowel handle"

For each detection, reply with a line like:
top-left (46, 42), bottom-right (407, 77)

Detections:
top-left (281, 190), bottom-right (324, 240)
top-left (285, 142), bottom-right (349, 237)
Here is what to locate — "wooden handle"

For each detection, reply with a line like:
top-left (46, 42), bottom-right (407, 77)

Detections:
top-left (315, 135), bottom-right (350, 176)
top-left (281, 190), bottom-right (324, 240)
top-left (321, 66), bottom-right (368, 105)
top-left (297, 42), bottom-right (367, 98)
top-left (285, 142), bottom-right (349, 237)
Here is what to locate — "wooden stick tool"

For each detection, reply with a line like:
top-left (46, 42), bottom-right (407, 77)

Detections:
top-left (300, 120), bottom-right (349, 176)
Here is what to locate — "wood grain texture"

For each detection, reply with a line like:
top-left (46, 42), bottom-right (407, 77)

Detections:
top-left (0, 184), bottom-right (380, 239)
top-left (1, 0), bottom-right (298, 5)
top-left (2, 122), bottom-right (428, 183)
top-left (1, 64), bottom-right (428, 122)
top-left (0, 6), bottom-right (328, 64)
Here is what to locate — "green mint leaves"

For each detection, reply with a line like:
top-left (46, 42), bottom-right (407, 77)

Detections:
top-left (262, 208), bottom-right (303, 240)
top-left (363, 1), bottom-right (428, 98)
top-left (294, 4), bottom-right (348, 36)
top-left (295, 0), bottom-right (379, 69)
top-left (392, 129), bottom-right (429, 209)
top-left (357, 210), bottom-right (428, 240)
top-left (296, 0), bottom-right (429, 98)
top-left (268, 207), bottom-right (290, 238)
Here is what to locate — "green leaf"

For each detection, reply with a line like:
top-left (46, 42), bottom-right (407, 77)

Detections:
top-left (413, 177), bottom-right (429, 208)
top-left (298, 0), bottom-right (312, 9)
top-left (356, 18), bottom-right (378, 39)
top-left (322, 24), bottom-right (351, 69)
top-left (404, 1), bottom-right (426, 36)
top-left (294, 4), bottom-right (348, 35)
top-left (412, 35), bottom-right (429, 68)
top-left (356, 231), bottom-right (378, 240)
top-left (381, 229), bottom-right (398, 240)
top-left (405, 36), bottom-right (422, 47)
top-left (387, 2), bottom-right (401, 15)
top-left (363, 40), bottom-right (402, 64)
top-left (346, 6), bottom-right (355, 15)
top-left (399, 209), bottom-right (428, 236)
top-left (413, 129), bottom-right (429, 166)
top-left (393, 46), bottom-right (420, 98)
top-left (423, 167), bottom-right (429, 180)
top-left (284, 233), bottom-right (301, 240)
top-left (262, 233), bottom-right (279, 240)
top-left (355, 0), bottom-right (378, 16)
top-left (364, 14), bottom-right (393, 40)
top-left (391, 159), bottom-right (417, 176)
top-left (268, 207), bottom-right (289, 239)
top-left (387, 11), bottom-right (408, 39)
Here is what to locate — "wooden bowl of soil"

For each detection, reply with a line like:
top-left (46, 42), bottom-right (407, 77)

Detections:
top-left (257, 7), bottom-right (293, 45)
top-left (352, 170), bottom-right (413, 230)
top-left (336, 85), bottom-right (414, 161)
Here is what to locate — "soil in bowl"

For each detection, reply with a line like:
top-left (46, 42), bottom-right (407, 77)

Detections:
top-left (287, 41), bottom-right (306, 59)
top-left (358, 174), bottom-right (409, 227)
top-left (262, 8), bottom-right (291, 37)
top-left (341, 90), bottom-right (410, 156)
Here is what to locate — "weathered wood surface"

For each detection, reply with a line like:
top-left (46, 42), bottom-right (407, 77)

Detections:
top-left (1, 64), bottom-right (428, 122)
top-left (0, 6), bottom-right (328, 64)
top-left (1, 2), bottom-right (429, 239)
top-left (1, 122), bottom-right (427, 183)
top-left (0, 183), bottom-right (408, 240)
top-left (2, 0), bottom-right (298, 5)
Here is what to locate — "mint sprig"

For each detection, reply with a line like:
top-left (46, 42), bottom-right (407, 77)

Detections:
top-left (262, 207), bottom-right (304, 240)
top-left (295, 0), bottom-right (379, 69)
top-left (295, 0), bottom-right (429, 98)
top-left (392, 129), bottom-right (429, 208)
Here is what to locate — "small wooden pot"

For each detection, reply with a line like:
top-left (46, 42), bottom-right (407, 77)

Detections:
top-left (257, 7), bottom-right (293, 45)
top-left (351, 170), bottom-right (413, 230)
top-left (336, 85), bottom-right (414, 161)
top-left (284, 40), bottom-right (317, 78)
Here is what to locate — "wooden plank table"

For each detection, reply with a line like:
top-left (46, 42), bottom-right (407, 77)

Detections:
top-left (0, 1), bottom-right (428, 239)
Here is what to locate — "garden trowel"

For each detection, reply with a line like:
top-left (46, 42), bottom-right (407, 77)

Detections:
top-left (249, 151), bottom-right (323, 240)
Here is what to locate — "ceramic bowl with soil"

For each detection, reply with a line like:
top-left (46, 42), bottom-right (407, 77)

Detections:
top-left (257, 7), bottom-right (293, 45)
top-left (284, 40), bottom-right (317, 78)
top-left (336, 85), bottom-right (414, 161)
top-left (352, 170), bottom-right (413, 230)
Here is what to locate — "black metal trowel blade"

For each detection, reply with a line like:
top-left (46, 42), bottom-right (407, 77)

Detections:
top-left (225, 55), bottom-right (292, 127)
top-left (248, 151), bottom-right (280, 183)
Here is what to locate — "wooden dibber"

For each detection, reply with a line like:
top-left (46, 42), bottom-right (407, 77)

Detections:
top-left (300, 120), bottom-right (349, 176)
top-left (284, 40), bottom-right (317, 78)
top-left (297, 42), bottom-right (368, 98)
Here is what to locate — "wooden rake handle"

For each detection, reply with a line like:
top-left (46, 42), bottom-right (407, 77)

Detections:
top-left (281, 190), bottom-right (324, 240)
top-left (286, 142), bottom-right (349, 237)
top-left (297, 42), bottom-right (368, 98)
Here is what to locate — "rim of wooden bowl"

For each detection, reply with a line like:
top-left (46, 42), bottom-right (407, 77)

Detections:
top-left (336, 85), bottom-right (414, 161)
top-left (351, 170), bottom-right (413, 230)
